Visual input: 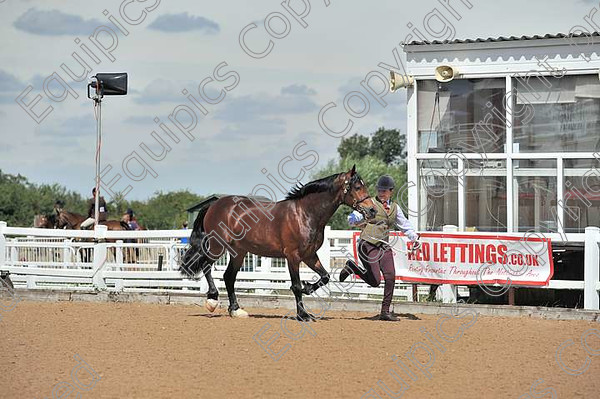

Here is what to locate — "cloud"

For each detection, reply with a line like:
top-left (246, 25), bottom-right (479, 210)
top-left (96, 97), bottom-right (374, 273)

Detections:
top-left (0, 141), bottom-right (13, 152)
top-left (0, 70), bottom-right (24, 92)
top-left (0, 71), bottom-right (86, 104)
top-left (281, 84), bottom-right (317, 96)
top-left (148, 13), bottom-right (219, 34)
top-left (198, 118), bottom-right (288, 163)
top-left (14, 8), bottom-right (102, 36)
top-left (133, 79), bottom-right (185, 104)
top-left (37, 115), bottom-right (95, 138)
top-left (219, 118), bottom-right (286, 139)
top-left (335, 76), bottom-right (406, 116)
top-left (124, 115), bottom-right (157, 125)
top-left (214, 84), bottom-right (319, 122)
top-left (0, 70), bottom-right (25, 103)
top-left (0, 95), bottom-right (13, 104)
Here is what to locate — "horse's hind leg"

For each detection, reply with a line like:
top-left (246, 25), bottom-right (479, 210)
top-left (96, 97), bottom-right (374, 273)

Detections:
top-left (223, 251), bottom-right (248, 318)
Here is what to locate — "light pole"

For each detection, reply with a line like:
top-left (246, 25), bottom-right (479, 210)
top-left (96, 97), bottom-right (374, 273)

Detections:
top-left (87, 73), bottom-right (128, 227)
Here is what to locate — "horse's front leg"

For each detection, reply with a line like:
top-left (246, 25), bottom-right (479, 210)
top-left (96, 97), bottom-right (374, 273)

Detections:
top-left (301, 254), bottom-right (330, 296)
top-left (286, 255), bottom-right (314, 321)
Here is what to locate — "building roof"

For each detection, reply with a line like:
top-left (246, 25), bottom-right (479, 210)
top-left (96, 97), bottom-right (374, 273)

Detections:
top-left (406, 32), bottom-right (599, 46)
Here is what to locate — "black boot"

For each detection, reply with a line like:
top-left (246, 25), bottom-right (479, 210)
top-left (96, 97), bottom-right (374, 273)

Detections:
top-left (340, 260), bottom-right (360, 282)
top-left (379, 311), bottom-right (399, 321)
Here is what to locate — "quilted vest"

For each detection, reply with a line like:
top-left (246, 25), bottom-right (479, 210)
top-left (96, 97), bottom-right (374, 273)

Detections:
top-left (360, 200), bottom-right (397, 245)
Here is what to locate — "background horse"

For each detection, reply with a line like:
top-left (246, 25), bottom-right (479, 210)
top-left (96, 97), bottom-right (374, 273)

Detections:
top-left (55, 209), bottom-right (131, 263)
top-left (55, 209), bottom-right (129, 231)
top-left (34, 214), bottom-right (57, 228)
top-left (180, 166), bottom-right (377, 320)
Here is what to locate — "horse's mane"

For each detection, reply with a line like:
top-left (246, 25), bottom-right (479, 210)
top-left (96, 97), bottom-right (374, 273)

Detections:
top-left (284, 173), bottom-right (341, 201)
top-left (60, 210), bottom-right (84, 218)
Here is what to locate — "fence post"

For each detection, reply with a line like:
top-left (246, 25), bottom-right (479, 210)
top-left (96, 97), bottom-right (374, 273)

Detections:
top-left (92, 225), bottom-right (108, 290)
top-left (261, 257), bottom-right (272, 273)
top-left (10, 239), bottom-right (18, 264)
top-left (116, 240), bottom-right (123, 270)
top-left (0, 221), bottom-right (6, 269)
top-left (63, 239), bottom-right (70, 268)
top-left (169, 240), bottom-right (177, 271)
top-left (584, 226), bottom-right (600, 310)
top-left (438, 225), bottom-right (458, 303)
top-left (317, 225), bottom-right (332, 270)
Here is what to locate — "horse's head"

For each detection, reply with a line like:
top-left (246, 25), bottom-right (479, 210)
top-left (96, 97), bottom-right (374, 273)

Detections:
top-left (340, 165), bottom-right (377, 220)
top-left (34, 214), bottom-right (57, 228)
top-left (55, 210), bottom-right (70, 229)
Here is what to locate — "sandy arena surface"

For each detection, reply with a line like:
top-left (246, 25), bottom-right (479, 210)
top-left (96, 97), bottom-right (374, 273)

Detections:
top-left (1, 300), bottom-right (599, 398)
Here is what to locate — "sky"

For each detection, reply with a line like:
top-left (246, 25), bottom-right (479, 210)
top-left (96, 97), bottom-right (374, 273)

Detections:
top-left (0, 0), bottom-right (598, 202)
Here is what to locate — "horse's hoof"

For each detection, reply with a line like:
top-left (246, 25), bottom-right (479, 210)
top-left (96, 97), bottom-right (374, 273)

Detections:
top-left (301, 282), bottom-right (314, 295)
top-left (296, 313), bottom-right (316, 322)
top-left (205, 299), bottom-right (219, 313)
top-left (229, 308), bottom-right (249, 318)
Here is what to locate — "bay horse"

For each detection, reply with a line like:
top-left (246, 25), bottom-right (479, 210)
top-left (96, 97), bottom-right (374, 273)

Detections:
top-left (180, 166), bottom-right (377, 320)
top-left (55, 209), bottom-right (131, 264)
top-left (55, 210), bottom-right (130, 231)
top-left (34, 214), bottom-right (57, 228)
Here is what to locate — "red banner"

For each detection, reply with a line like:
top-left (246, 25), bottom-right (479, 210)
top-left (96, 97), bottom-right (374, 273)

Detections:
top-left (352, 232), bottom-right (553, 286)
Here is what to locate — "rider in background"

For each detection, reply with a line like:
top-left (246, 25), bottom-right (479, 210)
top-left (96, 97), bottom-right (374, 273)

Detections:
top-left (181, 220), bottom-right (189, 244)
top-left (80, 187), bottom-right (107, 229)
top-left (339, 175), bottom-right (420, 321)
top-left (124, 208), bottom-right (140, 230)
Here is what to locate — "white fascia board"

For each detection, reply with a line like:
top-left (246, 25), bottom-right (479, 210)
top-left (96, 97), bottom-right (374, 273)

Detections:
top-left (403, 37), bottom-right (600, 78)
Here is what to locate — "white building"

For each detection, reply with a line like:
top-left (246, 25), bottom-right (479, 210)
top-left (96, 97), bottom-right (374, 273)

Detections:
top-left (402, 33), bottom-right (600, 241)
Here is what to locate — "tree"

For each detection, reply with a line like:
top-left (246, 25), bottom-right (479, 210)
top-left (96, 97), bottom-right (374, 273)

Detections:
top-left (311, 126), bottom-right (409, 229)
top-left (0, 169), bottom-right (204, 228)
top-left (371, 127), bottom-right (406, 165)
top-left (312, 157), bottom-right (407, 230)
top-left (129, 190), bottom-right (204, 230)
top-left (0, 170), bottom-right (86, 226)
top-left (336, 127), bottom-right (406, 166)
top-left (109, 191), bottom-right (128, 218)
top-left (338, 133), bottom-right (370, 160)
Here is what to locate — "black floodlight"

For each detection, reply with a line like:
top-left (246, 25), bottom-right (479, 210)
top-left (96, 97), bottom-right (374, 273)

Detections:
top-left (87, 72), bottom-right (128, 226)
top-left (87, 72), bottom-right (128, 98)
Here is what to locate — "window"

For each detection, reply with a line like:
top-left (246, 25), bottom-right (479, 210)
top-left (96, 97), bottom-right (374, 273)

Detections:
top-left (513, 75), bottom-right (600, 152)
top-left (417, 79), bottom-right (506, 153)
top-left (513, 160), bottom-right (557, 232)
top-left (414, 74), bottom-right (600, 234)
top-left (465, 160), bottom-right (507, 232)
top-left (563, 159), bottom-right (600, 232)
top-left (419, 160), bottom-right (458, 230)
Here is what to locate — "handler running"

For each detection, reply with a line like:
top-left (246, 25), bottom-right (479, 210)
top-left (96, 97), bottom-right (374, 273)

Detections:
top-left (339, 175), bottom-right (420, 321)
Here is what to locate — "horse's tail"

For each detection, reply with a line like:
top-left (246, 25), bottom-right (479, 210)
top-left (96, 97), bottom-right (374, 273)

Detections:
top-left (120, 221), bottom-right (130, 230)
top-left (179, 197), bottom-right (219, 277)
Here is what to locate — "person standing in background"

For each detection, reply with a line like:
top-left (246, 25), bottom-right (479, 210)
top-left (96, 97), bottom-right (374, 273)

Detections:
top-left (181, 220), bottom-right (189, 244)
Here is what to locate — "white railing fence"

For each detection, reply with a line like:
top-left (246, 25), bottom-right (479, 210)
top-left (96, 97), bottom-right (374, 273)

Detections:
top-left (0, 223), bottom-right (435, 303)
top-left (0, 222), bottom-right (598, 309)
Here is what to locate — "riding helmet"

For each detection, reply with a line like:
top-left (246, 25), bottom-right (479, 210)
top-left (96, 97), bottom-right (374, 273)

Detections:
top-left (376, 175), bottom-right (395, 190)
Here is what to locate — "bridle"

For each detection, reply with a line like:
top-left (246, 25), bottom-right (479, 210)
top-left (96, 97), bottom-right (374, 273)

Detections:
top-left (343, 175), bottom-right (373, 213)
top-left (56, 211), bottom-right (74, 229)
top-left (47, 214), bottom-right (59, 229)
